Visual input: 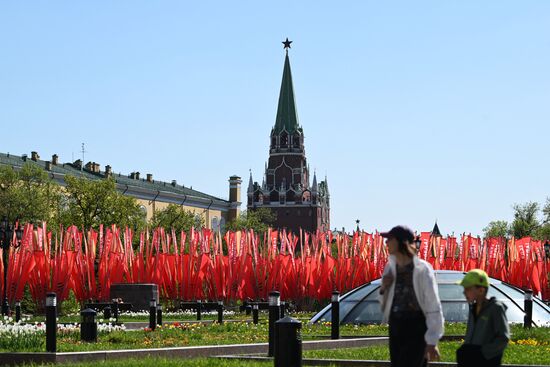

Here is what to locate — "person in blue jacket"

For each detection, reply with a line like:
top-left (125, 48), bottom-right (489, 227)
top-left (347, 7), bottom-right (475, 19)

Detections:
top-left (379, 225), bottom-right (444, 367)
top-left (457, 269), bottom-right (510, 367)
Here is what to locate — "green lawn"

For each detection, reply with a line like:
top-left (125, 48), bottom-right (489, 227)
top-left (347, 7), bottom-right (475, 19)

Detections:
top-left (304, 341), bottom-right (550, 365)
top-left (1, 321), bottom-right (397, 352)
top-left (25, 357), bottom-right (273, 367)
top-left (303, 324), bottom-right (550, 365)
top-left (2, 318), bottom-right (548, 366)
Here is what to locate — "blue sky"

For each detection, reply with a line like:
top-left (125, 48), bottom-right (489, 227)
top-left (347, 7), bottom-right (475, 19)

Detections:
top-left (1, 1), bottom-right (549, 235)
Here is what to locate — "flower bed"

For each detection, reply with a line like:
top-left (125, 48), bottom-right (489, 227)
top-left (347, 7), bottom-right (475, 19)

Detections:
top-left (1, 315), bottom-right (548, 367)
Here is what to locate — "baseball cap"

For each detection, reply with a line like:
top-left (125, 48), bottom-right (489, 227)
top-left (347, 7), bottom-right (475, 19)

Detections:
top-left (459, 269), bottom-right (490, 288)
top-left (380, 225), bottom-right (415, 243)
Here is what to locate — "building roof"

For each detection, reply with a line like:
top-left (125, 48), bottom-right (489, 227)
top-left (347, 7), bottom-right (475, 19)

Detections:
top-left (0, 152), bottom-right (230, 208)
top-left (273, 53), bottom-right (301, 134)
top-left (432, 221), bottom-right (442, 237)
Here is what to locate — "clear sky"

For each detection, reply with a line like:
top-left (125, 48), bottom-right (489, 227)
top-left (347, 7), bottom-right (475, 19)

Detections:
top-left (1, 1), bottom-right (549, 235)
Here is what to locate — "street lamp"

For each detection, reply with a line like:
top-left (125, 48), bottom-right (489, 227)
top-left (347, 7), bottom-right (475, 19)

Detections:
top-left (414, 236), bottom-right (422, 252)
top-left (356, 219), bottom-right (360, 232)
top-left (0, 217), bottom-right (23, 316)
top-left (544, 241), bottom-right (550, 259)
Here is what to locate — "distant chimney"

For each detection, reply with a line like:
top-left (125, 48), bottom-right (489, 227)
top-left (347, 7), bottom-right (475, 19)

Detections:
top-left (21, 154), bottom-right (27, 162)
top-left (135, 172), bottom-right (140, 180)
top-left (105, 165), bottom-right (112, 178)
top-left (130, 172), bottom-right (139, 180)
top-left (85, 162), bottom-right (101, 173)
top-left (31, 151), bottom-right (40, 161)
top-left (171, 180), bottom-right (177, 187)
top-left (73, 159), bottom-right (82, 168)
top-left (146, 174), bottom-right (153, 182)
top-left (45, 161), bottom-right (52, 171)
top-left (52, 154), bottom-right (59, 165)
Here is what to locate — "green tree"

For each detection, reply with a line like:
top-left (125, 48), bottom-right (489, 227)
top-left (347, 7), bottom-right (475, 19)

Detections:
top-left (61, 175), bottom-right (146, 230)
top-left (0, 163), bottom-right (61, 225)
top-left (542, 197), bottom-right (550, 224)
top-left (534, 198), bottom-right (550, 241)
top-left (149, 204), bottom-right (204, 233)
top-left (510, 201), bottom-right (540, 239)
top-left (482, 220), bottom-right (509, 238)
top-left (227, 207), bottom-right (277, 233)
top-left (535, 224), bottom-right (550, 241)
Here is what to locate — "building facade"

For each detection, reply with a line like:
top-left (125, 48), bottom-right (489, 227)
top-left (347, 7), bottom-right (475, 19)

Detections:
top-left (247, 45), bottom-right (330, 234)
top-left (0, 151), bottom-right (241, 231)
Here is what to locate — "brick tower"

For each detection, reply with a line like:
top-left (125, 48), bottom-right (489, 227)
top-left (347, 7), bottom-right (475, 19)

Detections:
top-left (247, 40), bottom-right (330, 234)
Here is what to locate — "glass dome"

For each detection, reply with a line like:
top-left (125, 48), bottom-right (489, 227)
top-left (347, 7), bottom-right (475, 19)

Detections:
top-left (310, 270), bottom-right (550, 327)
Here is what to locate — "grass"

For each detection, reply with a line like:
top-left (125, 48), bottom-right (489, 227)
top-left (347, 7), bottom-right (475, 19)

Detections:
top-left (304, 341), bottom-right (550, 365)
top-left (25, 357), bottom-right (273, 367)
top-left (25, 310), bottom-right (319, 324)
top-left (26, 312), bottom-right (252, 324)
top-left (1, 318), bottom-right (548, 366)
top-left (0, 321), bottom-right (396, 352)
top-left (304, 324), bottom-right (550, 366)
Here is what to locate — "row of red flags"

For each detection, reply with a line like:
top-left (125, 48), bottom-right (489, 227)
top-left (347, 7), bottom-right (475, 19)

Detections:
top-left (1, 224), bottom-right (548, 306)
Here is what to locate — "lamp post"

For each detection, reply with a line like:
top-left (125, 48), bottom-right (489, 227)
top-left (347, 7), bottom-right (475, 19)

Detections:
top-left (544, 241), bottom-right (550, 259)
top-left (0, 217), bottom-right (23, 316)
top-left (414, 236), bottom-right (422, 252)
top-left (355, 219), bottom-right (360, 232)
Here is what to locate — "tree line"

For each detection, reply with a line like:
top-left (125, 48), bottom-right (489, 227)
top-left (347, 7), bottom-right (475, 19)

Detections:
top-left (0, 163), bottom-right (276, 235)
top-left (483, 199), bottom-right (550, 240)
top-left (0, 163), bottom-right (203, 234)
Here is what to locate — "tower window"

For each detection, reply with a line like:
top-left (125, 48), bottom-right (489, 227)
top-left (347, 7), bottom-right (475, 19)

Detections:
top-left (280, 132), bottom-right (288, 146)
top-left (293, 133), bottom-right (301, 148)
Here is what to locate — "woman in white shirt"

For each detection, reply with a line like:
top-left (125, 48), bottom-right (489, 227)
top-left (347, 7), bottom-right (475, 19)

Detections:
top-left (379, 225), bottom-right (444, 367)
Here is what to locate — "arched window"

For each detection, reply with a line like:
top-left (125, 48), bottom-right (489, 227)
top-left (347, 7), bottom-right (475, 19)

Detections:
top-left (280, 132), bottom-right (288, 147)
top-left (293, 133), bottom-right (301, 148)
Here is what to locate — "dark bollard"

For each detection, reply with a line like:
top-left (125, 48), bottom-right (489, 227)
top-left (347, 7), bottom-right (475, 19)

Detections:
top-left (15, 301), bottom-right (21, 323)
top-left (252, 303), bottom-right (259, 324)
top-left (46, 292), bottom-right (57, 353)
top-left (157, 304), bottom-right (163, 326)
top-left (524, 289), bottom-right (533, 328)
top-left (103, 306), bottom-right (112, 321)
top-left (274, 316), bottom-right (302, 367)
top-left (217, 301), bottom-right (224, 324)
top-left (80, 308), bottom-right (98, 342)
top-left (268, 291), bottom-right (281, 357)
top-left (149, 299), bottom-right (157, 331)
top-left (245, 304), bottom-right (252, 315)
top-left (196, 300), bottom-right (202, 321)
top-left (112, 301), bottom-right (119, 324)
top-left (280, 301), bottom-right (285, 319)
top-left (331, 291), bottom-right (340, 339)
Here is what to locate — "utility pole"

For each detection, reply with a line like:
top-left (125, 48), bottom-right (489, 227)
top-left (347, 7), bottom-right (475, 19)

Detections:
top-left (81, 143), bottom-right (87, 171)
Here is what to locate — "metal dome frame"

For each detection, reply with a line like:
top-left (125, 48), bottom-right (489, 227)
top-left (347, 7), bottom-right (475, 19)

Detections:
top-left (310, 270), bottom-right (550, 327)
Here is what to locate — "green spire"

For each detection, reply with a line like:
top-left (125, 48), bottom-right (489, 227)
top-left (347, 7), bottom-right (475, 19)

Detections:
top-left (274, 52), bottom-right (300, 134)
